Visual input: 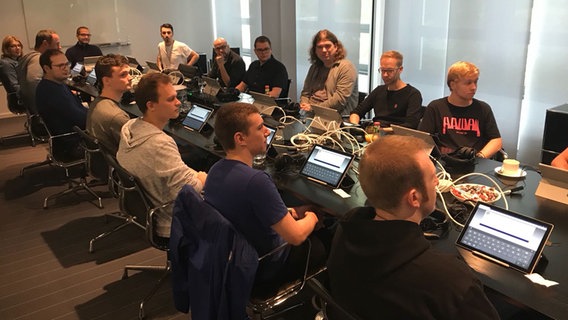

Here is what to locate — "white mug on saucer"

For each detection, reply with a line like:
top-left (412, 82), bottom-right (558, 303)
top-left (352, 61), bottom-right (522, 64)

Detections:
top-left (501, 159), bottom-right (520, 176)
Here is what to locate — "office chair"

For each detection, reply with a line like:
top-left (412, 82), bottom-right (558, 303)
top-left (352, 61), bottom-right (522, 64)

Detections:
top-left (42, 122), bottom-right (103, 209)
top-left (104, 151), bottom-right (171, 320)
top-left (170, 185), bottom-right (325, 320)
top-left (307, 277), bottom-right (361, 320)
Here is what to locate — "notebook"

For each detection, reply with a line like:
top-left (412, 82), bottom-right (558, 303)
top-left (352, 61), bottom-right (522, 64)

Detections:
top-left (249, 91), bottom-right (277, 115)
top-left (309, 105), bottom-right (344, 133)
top-left (202, 76), bottom-right (222, 96)
top-left (83, 55), bottom-right (101, 73)
top-left (391, 124), bottom-right (441, 158)
top-left (299, 144), bottom-right (355, 189)
top-left (456, 202), bottom-right (553, 274)
top-left (535, 163), bottom-right (568, 205)
top-left (182, 104), bottom-right (214, 132)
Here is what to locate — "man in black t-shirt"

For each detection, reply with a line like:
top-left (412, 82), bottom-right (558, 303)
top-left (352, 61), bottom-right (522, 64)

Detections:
top-left (349, 50), bottom-right (423, 129)
top-left (419, 61), bottom-right (502, 158)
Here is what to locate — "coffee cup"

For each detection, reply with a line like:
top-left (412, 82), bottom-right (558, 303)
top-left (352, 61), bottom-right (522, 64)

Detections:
top-left (501, 159), bottom-right (520, 176)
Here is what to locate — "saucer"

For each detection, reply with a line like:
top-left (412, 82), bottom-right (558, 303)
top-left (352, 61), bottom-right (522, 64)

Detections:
top-left (494, 166), bottom-right (527, 178)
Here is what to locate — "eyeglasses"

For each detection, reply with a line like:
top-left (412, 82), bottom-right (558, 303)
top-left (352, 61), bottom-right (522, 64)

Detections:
top-left (254, 47), bottom-right (271, 53)
top-left (214, 44), bottom-right (227, 50)
top-left (379, 67), bottom-right (400, 74)
top-left (52, 62), bottom-right (71, 69)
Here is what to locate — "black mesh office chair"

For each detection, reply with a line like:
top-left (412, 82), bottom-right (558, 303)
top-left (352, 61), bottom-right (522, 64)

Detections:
top-left (41, 121), bottom-right (103, 209)
top-left (308, 277), bottom-right (361, 320)
top-left (102, 151), bottom-right (171, 320)
top-left (170, 185), bottom-right (325, 319)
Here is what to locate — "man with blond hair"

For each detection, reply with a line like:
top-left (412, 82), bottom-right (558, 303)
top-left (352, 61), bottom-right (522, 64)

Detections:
top-left (419, 61), bottom-right (502, 158)
top-left (349, 50), bottom-right (423, 129)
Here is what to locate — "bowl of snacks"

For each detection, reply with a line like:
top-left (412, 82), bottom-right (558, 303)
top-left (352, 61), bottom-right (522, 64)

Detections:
top-left (450, 183), bottom-right (501, 204)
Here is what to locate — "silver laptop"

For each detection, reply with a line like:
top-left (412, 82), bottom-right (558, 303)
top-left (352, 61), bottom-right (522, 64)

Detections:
top-left (309, 105), bottom-right (343, 133)
top-left (456, 202), bottom-right (553, 274)
top-left (85, 69), bottom-right (97, 86)
top-left (202, 76), bottom-right (222, 96)
top-left (535, 163), bottom-right (568, 205)
top-left (391, 124), bottom-right (441, 158)
top-left (71, 62), bottom-right (84, 76)
top-left (83, 56), bottom-right (102, 73)
top-left (249, 91), bottom-right (277, 115)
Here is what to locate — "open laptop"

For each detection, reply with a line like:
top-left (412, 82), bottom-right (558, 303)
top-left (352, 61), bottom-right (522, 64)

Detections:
top-left (299, 144), bottom-right (355, 189)
top-left (309, 105), bottom-right (344, 133)
top-left (535, 163), bottom-right (568, 205)
top-left (70, 62), bottom-right (84, 77)
top-left (146, 61), bottom-right (160, 72)
top-left (182, 104), bottom-right (214, 132)
top-left (127, 56), bottom-right (143, 71)
top-left (456, 202), bottom-right (553, 274)
top-left (83, 56), bottom-right (101, 73)
top-left (178, 64), bottom-right (199, 80)
top-left (202, 76), bottom-right (222, 96)
top-left (85, 69), bottom-right (97, 86)
top-left (391, 124), bottom-right (441, 158)
top-left (265, 124), bottom-right (277, 149)
top-left (249, 91), bottom-right (277, 116)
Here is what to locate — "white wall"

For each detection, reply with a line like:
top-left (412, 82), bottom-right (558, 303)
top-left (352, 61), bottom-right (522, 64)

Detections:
top-left (0, 0), bottom-right (215, 118)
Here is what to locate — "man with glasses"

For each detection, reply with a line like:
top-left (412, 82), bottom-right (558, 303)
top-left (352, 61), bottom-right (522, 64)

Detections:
top-left (17, 29), bottom-right (61, 114)
top-left (65, 26), bottom-right (103, 69)
top-left (156, 23), bottom-right (199, 71)
top-left (208, 37), bottom-right (245, 88)
top-left (235, 36), bottom-right (288, 98)
top-left (36, 49), bottom-right (87, 160)
top-left (349, 50), bottom-right (423, 129)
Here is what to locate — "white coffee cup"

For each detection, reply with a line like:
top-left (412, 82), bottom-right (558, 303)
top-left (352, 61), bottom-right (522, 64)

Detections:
top-left (501, 159), bottom-right (520, 176)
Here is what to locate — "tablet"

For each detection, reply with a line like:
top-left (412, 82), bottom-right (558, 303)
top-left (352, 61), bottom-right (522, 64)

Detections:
top-left (456, 202), bottom-right (553, 274)
top-left (182, 104), bottom-right (214, 132)
top-left (299, 144), bottom-right (355, 189)
top-left (265, 123), bottom-right (277, 149)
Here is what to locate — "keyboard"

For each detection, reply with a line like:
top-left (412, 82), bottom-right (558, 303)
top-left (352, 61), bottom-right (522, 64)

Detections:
top-left (461, 229), bottom-right (534, 268)
top-left (302, 162), bottom-right (341, 185)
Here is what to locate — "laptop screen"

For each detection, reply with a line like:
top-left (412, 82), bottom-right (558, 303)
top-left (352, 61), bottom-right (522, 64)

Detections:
top-left (391, 124), bottom-right (441, 158)
top-left (299, 144), bottom-right (355, 188)
top-left (71, 62), bottom-right (83, 76)
top-left (86, 69), bottom-right (97, 86)
top-left (265, 124), bottom-right (277, 149)
top-left (456, 202), bottom-right (553, 274)
top-left (182, 104), bottom-right (214, 132)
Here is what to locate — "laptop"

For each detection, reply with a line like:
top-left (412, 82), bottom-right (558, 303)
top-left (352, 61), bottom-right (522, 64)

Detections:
top-left (309, 105), bottom-right (344, 133)
top-left (178, 64), bottom-right (199, 79)
top-left (83, 56), bottom-right (102, 73)
top-left (127, 56), bottom-right (143, 71)
top-left (265, 124), bottom-right (277, 150)
top-left (182, 104), bottom-right (214, 132)
top-left (85, 69), bottom-right (97, 86)
top-left (71, 62), bottom-right (84, 77)
top-left (391, 124), bottom-right (441, 158)
top-left (249, 91), bottom-right (277, 116)
top-left (535, 163), bottom-right (568, 205)
top-left (202, 76), bottom-right (222, 96)
top-left (299, 144), bottom-right (355, 189)
top-left (146, 61), bottom-right (160, 72)
top-left (456, 202), bottom-right (553, 274)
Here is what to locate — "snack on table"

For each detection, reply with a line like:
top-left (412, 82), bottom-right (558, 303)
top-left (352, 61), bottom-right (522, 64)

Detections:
top-left (450, 183), bottom-right (501, 204)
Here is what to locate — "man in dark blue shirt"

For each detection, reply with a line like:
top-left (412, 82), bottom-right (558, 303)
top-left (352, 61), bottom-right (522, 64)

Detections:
top-left (37, 49), bottom-right (87, 160)
top-left (236, 36), bottom-right (289, 98)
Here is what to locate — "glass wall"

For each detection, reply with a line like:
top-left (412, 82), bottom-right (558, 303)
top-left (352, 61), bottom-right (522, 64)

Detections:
top-left (380, 0), bottom-right (532, 159)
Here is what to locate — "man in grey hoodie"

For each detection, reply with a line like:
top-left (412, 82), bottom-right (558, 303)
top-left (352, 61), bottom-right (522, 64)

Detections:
top-left (117, 72), bottom-right (207, 238)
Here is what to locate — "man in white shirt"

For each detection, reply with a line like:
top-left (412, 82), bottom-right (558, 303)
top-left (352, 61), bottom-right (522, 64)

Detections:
top-left (156, 23), bottom-right (198, 71)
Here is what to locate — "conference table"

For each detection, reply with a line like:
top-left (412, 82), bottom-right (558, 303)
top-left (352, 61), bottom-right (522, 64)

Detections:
top-left (116, 94), bottom-right (567, 319)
